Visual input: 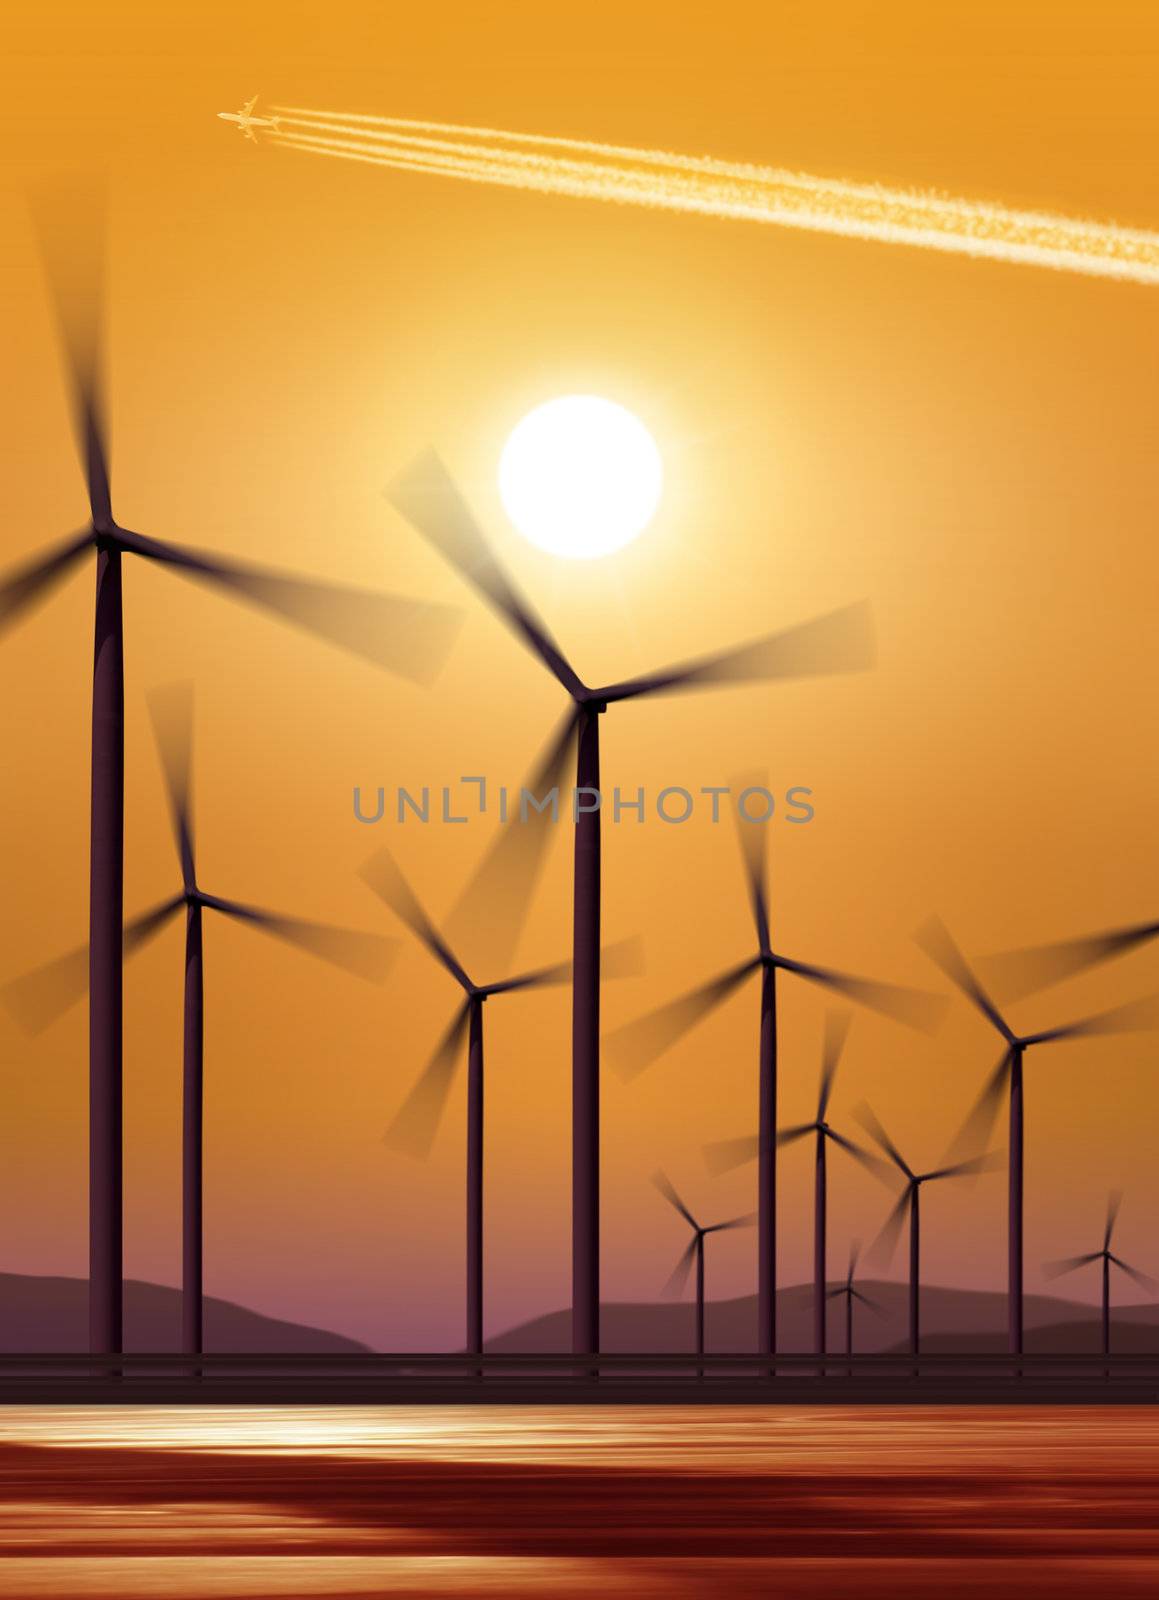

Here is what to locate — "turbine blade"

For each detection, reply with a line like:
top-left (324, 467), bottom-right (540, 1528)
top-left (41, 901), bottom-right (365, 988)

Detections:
top-left (28, 177), bottom-right (111, 527)
top-left (485, 935), bottom-right (644, 996)
top-left (661, 1237), bottom-right (699, 1300)
top-left (386, 449), bottom-right (583, 695)
top-left (817, 1008), bottom-right (852, 1120)
top-left (775, 1122), bottom-right (815, 1148)
top-left (597, 934), bottom-right (647, 982)
top-left (707, 1210), bottom-right (759, 1233)
top-left (0, 531), bottom-right (92, 637)
top-left (1105, 1189), bottom-right (1123, 1252)
top-left (946, 1048), bottom-right (1014, 1163)
top-left (732, 768), bottom-right (770, 951)
top-left (606, 958), bottom-right (759, 1082)
top-left (598, 600), bottom-right (876, 702)
top-left (922, 1149), bottom-right (1004, 1183)
top-left (914, 916), bottom-right (1012, 1041)
top-left (384, 999), bottom-right (471, 1157)
top-left (485, 959), bottom-right (570, 996)
top-left (7, 952), bottom-right (98, 1036)
top-left (118, 529), bottom-right (461, 685)
top-left (651, 1168), bottom-right (698, 1230)
top-left (852, 1288), bottom-right (889, 1319)
top-left (979, 922), bottom-right (1159, 1003)
top-left (1043, 1252), bottom-right (1099, 1280)
top-left (824, 1125), bottom-right (894, 1183)
top-left (1, 896), bottom-right (182, 1035)
top-left (147, 682), bottom-right (195, 890)
top-left (359, 847), bottom-right (470, 988)
top-left (1029, 992), bottom-right (1159, 1043)
top-left (123, 899), bottom-right (185, 957)
top-left (848, 1238), bottom-right (862, 1283)
top-left (779, 955), bottom-right (946, 1034)
top-left (852, 1102), bottom-right (913, 1180)
top-left (1109, 1256), bottom-right (1159, 1295)
top-left (443, 710), bottom-right (580, 976)
top-left (702, 1134), bottom-right (760, 1176)
top-left (204, 895), bottom-right (396, 983)
top-left (868, 1189), bottom-right (912, 1267)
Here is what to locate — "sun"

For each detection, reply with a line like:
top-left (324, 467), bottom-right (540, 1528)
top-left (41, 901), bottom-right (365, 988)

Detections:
top-left (498, 395), bottom-right (663, 559)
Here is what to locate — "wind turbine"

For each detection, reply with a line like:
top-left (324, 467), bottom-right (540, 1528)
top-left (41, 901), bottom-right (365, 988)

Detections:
top-left (608, 811), bottom-right (943, 1356)
top-left (387, 452), bottom-right (878, 1358)
top-left (1044, 1192), bottom-right (1157, 1358)
top-left (1, 184), bottom-right (459, 1355)
top-left (4, 684), bottom-right (395, 1357)
top-left (703, 1010), bottom-right (886, 1354)
top-left (652, 1169), bottom-right (755, 1365)
top-left (915, 916), bottom-right (1159, 1356)
top-left (826, 1241), bottom-right (885, 1364)
top-left (359, 844), bottom-right (599, 1357)
top-left (854, 1102), bottom-right (1000, 1358)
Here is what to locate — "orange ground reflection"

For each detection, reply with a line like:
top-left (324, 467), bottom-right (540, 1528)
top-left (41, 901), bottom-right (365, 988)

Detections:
top-left (1, 1406), bottom-right (1158, 1597)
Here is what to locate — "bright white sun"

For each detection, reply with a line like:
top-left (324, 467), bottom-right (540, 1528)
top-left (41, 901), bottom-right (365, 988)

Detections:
top-left (498, 395), bottom-right (662, 559)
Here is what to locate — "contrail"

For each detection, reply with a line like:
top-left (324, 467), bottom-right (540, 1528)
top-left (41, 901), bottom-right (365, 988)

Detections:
top-left (269, 107), bottom-right (1159, 287)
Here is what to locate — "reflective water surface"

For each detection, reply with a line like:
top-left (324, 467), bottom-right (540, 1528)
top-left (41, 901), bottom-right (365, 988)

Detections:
top-left (1, 1405), bottom-right (1158, 1596)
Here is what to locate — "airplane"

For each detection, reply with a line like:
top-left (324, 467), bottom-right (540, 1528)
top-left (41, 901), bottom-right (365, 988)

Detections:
top-left (216, 96), bottom-right (281, 143)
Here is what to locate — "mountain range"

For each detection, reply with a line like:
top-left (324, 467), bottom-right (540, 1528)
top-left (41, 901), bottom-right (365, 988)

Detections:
top-left (2, 1272), bottom-right (1155, 1354)
top-left (0, 1273), bottom-right (369, 1352)
top-left (488, 1282), bottom-right (1159, 1355)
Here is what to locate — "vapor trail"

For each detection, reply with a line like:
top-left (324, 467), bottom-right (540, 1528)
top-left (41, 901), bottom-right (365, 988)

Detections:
top-left (269, 109), bottom-right (1159, 287)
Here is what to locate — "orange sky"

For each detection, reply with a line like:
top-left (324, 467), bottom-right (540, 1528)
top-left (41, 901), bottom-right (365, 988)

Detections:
top-left (1, 1), bottom-right (1158, 1349)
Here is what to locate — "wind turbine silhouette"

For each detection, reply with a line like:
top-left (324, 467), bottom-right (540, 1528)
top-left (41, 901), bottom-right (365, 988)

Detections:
top-left (1044, 1192), bottom-right (1157, 1358)
top-left (360, 845), bottom-right (640, 1356)
top-left (854, 1102), bottom-right (1001, 1358)
top-left (652, 1169), bottom-right (755, 1365)
top-left (361, 845), bottom-right (566, 1360)
top-left (387, 453), bottom-right (878, 1357)
top-left (609, 812), bottom-right (943, 1356)
top-left (915, 916), bottom-right (1159, 1356)
top-left (703, 1010), bottom-right (887, 1355)
top-left (3, 684), bottom-right (394, 1356)
top-left (827, 1241), bottom-right (885, 1362)
top-left (0, 183), bottom-right (459, 1355)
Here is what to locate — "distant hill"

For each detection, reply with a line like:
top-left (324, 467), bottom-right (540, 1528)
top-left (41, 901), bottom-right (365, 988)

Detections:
top-left (488, 1281), bottom-right (1159, 1355)
top-left (0, 1274), bottom-right (370, 1353)
top-left (4, 1273), bottom-right (1153, 1357)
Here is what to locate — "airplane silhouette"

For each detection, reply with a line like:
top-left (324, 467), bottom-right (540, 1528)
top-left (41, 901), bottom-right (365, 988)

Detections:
top-left (217, 96), bottom-right (281, 143)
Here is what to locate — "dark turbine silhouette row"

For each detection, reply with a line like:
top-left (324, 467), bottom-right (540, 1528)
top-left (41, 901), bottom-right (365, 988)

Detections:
top-left (368, 830), bottom-right (1157, 1362)
top-left (3, 181), bottom-right (1157, 1364)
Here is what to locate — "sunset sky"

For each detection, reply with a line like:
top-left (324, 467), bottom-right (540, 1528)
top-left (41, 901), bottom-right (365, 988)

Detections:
top-left (1, 2), bottom-right (1158, 1350)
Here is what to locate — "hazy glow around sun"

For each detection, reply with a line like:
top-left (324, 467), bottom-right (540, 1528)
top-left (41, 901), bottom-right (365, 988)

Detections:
top-left (498, 395), bottom-right (663, 559)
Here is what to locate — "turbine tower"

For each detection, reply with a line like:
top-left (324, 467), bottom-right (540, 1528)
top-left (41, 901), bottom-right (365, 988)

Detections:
top-left (610, 813), bottom-right (942, 1356)
top-left (652, 1169), bottom-right (755, 1364)
top-left (704, 1010), bottom-right (886, 1355)
top-left (855, 1101), bottom-right (1000, 1357)
top-left (916, 917), bottom-right (1159, 1356)
top-left (0, 183), bottom-right (459, 1355)
top-left (5, 685), bottom-right (395, 1356)
top-left (360, 845), bottom-right (626, 1356)
top-left (826, 1241), bottom-right (884, 1362)
top-left (1044, 1192), bottom-right (1157, 1358)
top-left (388, 452), bottom-right (877, 1357)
